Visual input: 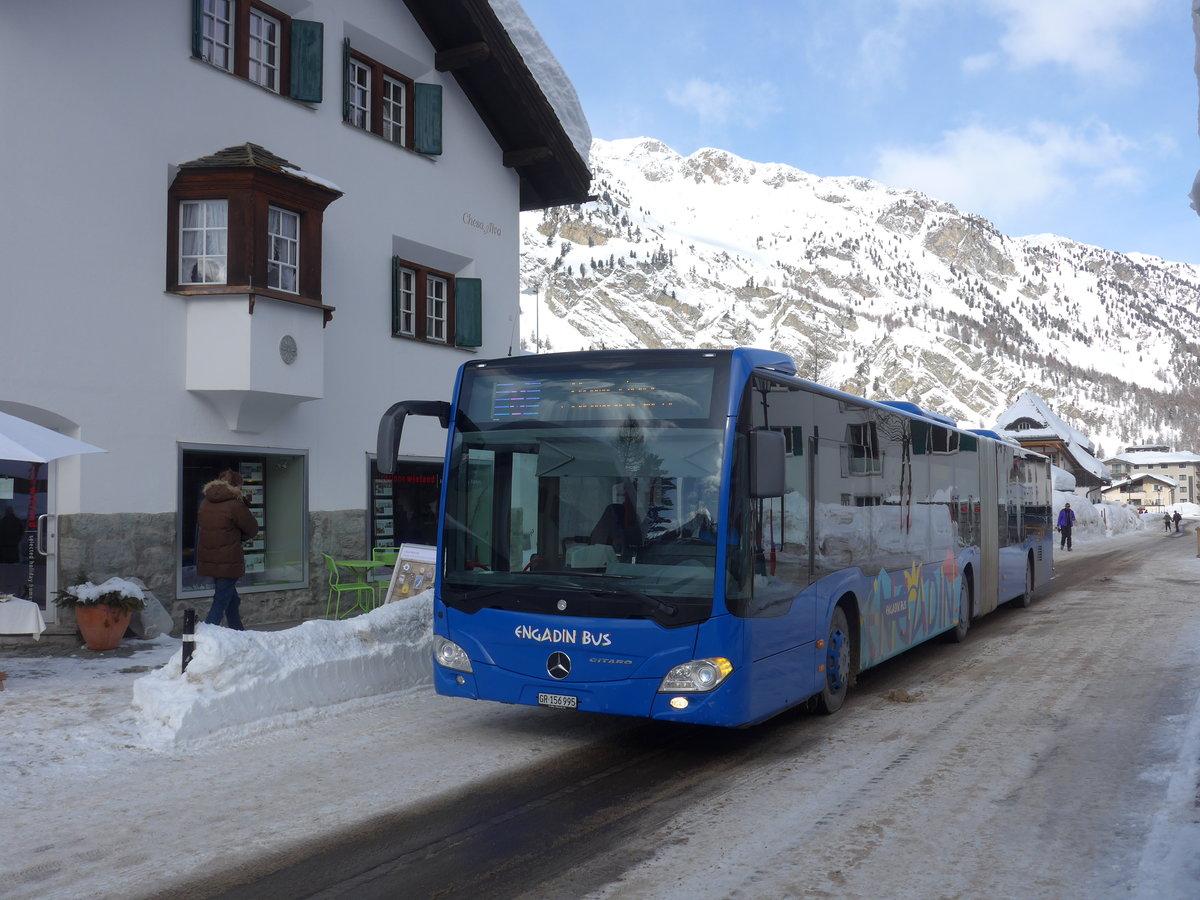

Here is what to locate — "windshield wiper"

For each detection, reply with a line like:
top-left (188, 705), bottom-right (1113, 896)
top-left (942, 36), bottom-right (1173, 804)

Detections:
top-left (582, 583), bottom-right (677, 618)
top-left (451, 585), bottom-right (513, 604)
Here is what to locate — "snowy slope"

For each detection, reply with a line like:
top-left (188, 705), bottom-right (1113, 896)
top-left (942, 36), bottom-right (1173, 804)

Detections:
top-left (519, 138), bottom-right (1200, 456)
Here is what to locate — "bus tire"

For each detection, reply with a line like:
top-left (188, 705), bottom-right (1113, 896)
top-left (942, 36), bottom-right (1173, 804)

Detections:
top-left (816, 606), bottom-right (851, 715)
top-left (1013, 559), bottom-right (1034, 609)
top-left (946, 579), bottom-right (970, 643)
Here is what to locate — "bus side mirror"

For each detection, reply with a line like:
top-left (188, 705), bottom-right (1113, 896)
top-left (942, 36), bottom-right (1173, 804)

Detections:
top-left (750, 429), bottom-right (786, 498)
top-left (376, 400), bottom-right (451, 475)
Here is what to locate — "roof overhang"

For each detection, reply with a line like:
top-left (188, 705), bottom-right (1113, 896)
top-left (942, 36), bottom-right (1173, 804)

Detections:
top-left (404, 0), bottom-right (592, 211)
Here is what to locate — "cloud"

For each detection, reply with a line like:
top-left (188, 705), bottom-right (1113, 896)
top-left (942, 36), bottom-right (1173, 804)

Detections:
top-left (872, 121), bottom-right (1144, 224)
top-left (961, 51), bottom-right (999, 73)
top-left (665, 77), bottom-right (782, 129)
top-left (982, 0), bottom-right (1160, 78)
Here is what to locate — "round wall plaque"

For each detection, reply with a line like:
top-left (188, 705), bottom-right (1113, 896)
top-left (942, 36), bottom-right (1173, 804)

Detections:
top-left (279, 334), bottom-right (298, 365)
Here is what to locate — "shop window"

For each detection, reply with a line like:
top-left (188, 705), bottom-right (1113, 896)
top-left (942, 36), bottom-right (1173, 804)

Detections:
top-left (178, 446), bottom-right (308, 596)
top-left (191, 0), bottom-right (325, 103)
top-left (368, 458), bottom-right (441, 552)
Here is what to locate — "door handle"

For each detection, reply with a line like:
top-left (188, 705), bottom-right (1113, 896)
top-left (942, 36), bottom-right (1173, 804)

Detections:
top-left (36, 514), bottom-right (50, 556)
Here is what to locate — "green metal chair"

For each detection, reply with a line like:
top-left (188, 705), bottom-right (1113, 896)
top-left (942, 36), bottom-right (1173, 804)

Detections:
top-left (371, 546), bottom-right (401, 566)
top-left (323, 553), bottom-right (375, 619)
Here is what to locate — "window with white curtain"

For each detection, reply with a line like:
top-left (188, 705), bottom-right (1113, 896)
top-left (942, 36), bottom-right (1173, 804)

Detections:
top-left (179, 199), bottom-right (228, 285)
top-left (248, 8), bottom-right (280, 91)
top-left (268, 206), bottom-right (300, 293)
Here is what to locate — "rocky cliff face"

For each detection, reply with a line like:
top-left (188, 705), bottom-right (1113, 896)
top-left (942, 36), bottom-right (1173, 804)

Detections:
top-left (518, 138), bottom-right (1200, 454)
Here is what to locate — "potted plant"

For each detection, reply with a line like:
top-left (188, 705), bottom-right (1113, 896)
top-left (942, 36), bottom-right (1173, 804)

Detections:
top-left (55, 577), bottom-right (147, 651)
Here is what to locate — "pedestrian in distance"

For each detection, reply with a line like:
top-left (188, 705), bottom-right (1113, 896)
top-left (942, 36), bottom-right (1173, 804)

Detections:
top-left (1164, 511), bottom-right (1172, 533)
top-left (197, 469), bottom-right (259, 629)
top-left (1173, 510), bottom-right (1182, 533)
top-left (1057, 502), bottom-right (1076, 551)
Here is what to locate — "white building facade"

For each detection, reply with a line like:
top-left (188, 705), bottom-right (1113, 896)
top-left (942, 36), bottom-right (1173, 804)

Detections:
top-left (0, 0), bottom-right (590, 629)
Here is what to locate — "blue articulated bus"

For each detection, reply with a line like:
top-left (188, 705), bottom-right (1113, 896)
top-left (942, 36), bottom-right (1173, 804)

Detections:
top-left (377, 348), bottom-right (1053, 728)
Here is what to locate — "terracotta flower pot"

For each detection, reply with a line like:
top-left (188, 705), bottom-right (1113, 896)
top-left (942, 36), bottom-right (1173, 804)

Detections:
top-left (74, 604), bottom-right (134, 651)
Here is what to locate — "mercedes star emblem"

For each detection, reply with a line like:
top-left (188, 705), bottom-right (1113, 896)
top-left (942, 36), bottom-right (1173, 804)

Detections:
top-left (547, 651), bottom-right (572, 680)
top-left (556, 599), bottom-right (567, 611)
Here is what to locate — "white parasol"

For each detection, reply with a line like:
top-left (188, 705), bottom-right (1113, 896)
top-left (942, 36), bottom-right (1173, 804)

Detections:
top-left (0, 411), bottom-right (106, 601)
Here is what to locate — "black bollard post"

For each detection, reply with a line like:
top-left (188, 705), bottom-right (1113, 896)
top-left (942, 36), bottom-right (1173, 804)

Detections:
top-left (182, 608), bottom-right (196, 672)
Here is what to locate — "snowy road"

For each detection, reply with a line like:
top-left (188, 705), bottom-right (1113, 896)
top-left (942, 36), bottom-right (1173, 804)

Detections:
top-left (169, 528), bottom-right (1200, 899)
top-left (6, 525), bottom-right (1199, 899)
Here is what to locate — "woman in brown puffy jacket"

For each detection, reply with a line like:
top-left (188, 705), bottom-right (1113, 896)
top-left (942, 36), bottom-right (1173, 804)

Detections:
top-left (197, 469), bottom-right (259, 629)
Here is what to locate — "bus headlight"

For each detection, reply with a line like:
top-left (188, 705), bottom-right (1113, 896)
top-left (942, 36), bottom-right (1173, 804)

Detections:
top-left (658, 657), bottom-right (733, 692)
top-left (434, 636), bottom-right (472, 673)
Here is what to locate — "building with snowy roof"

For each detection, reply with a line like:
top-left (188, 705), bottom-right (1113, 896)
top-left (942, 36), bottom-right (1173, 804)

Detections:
top-left (0, 0), bottom-right (591, 635)
top-left (995, 392), bottom-right (1109, 502)
top-left (1103, 448), bottom-right (1200, 508)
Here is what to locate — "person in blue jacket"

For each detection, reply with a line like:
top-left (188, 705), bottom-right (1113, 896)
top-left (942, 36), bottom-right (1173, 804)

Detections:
top-left (1056, 503), bottom-right (1076, 551)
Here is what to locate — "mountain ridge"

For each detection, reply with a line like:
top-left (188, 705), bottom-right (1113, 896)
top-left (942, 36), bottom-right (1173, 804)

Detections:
top-left (518, 137), bottom-right (1200, 457)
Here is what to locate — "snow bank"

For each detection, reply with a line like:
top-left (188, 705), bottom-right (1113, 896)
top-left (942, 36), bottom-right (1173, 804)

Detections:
top-left (1055, 490), bottom-right (1145, 538)
top-left (125, 495), bottom-right (1149, 750)
top-left (132, 591), bottom-right (433, 749)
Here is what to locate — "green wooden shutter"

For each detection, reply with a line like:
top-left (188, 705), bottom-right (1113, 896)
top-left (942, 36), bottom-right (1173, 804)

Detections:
top-left (190, 0), bottom-right (204, 58)
top-left (342, 38), bottom-right (353, 122)
top-left (455, 278), bottom-right (482, 348)
top-left (289, 20), bottom-right (324, 102)
top-left (414, 83), bottom-right (443, 155)
top-left (391, 256), bottom-right (402, 334)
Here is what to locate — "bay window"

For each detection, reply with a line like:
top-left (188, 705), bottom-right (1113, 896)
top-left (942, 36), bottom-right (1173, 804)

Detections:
top-left (167, 144), bottom-right (341, 310)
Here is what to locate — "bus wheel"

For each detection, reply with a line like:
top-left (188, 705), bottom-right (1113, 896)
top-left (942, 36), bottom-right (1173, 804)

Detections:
top-left (1013, 561), bottom-right (1034, 609)
top-left (946, 580), bottom-right (971, 643)
top-left (817, 606), bottom-right (851, 714)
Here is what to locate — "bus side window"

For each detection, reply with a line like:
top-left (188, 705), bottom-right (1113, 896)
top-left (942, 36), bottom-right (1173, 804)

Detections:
top-left (751, 377), bottom-right (811, 598)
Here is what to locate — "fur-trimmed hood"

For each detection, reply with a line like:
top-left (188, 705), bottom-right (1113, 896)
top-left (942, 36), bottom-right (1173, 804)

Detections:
top-left (202, 479), bottom-right (245, 503)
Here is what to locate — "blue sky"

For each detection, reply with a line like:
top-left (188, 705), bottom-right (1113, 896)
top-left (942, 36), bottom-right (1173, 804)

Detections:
top-left (519, 0), bottom-right (1200, 264)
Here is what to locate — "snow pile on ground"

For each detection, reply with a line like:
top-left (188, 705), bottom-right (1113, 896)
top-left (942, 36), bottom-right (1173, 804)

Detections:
top-left (126, 497), bottom-right (1149, 750)
top-left (131, 590), bottom-right (434, 749)
top-left (1056, 491), bottom-right (1145, 539)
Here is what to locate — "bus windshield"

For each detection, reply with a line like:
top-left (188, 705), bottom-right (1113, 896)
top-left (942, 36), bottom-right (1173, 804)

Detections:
top-left (441, 360), bottom-right (728, 625)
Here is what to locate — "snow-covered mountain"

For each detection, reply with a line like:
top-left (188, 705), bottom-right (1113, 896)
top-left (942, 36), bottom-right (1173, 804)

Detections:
top-left (518, 137), bottom-right (1200, 457)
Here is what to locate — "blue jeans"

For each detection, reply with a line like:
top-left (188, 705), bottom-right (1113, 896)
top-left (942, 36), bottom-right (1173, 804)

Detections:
top-left (205, 577), bottom-right (244, 629)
